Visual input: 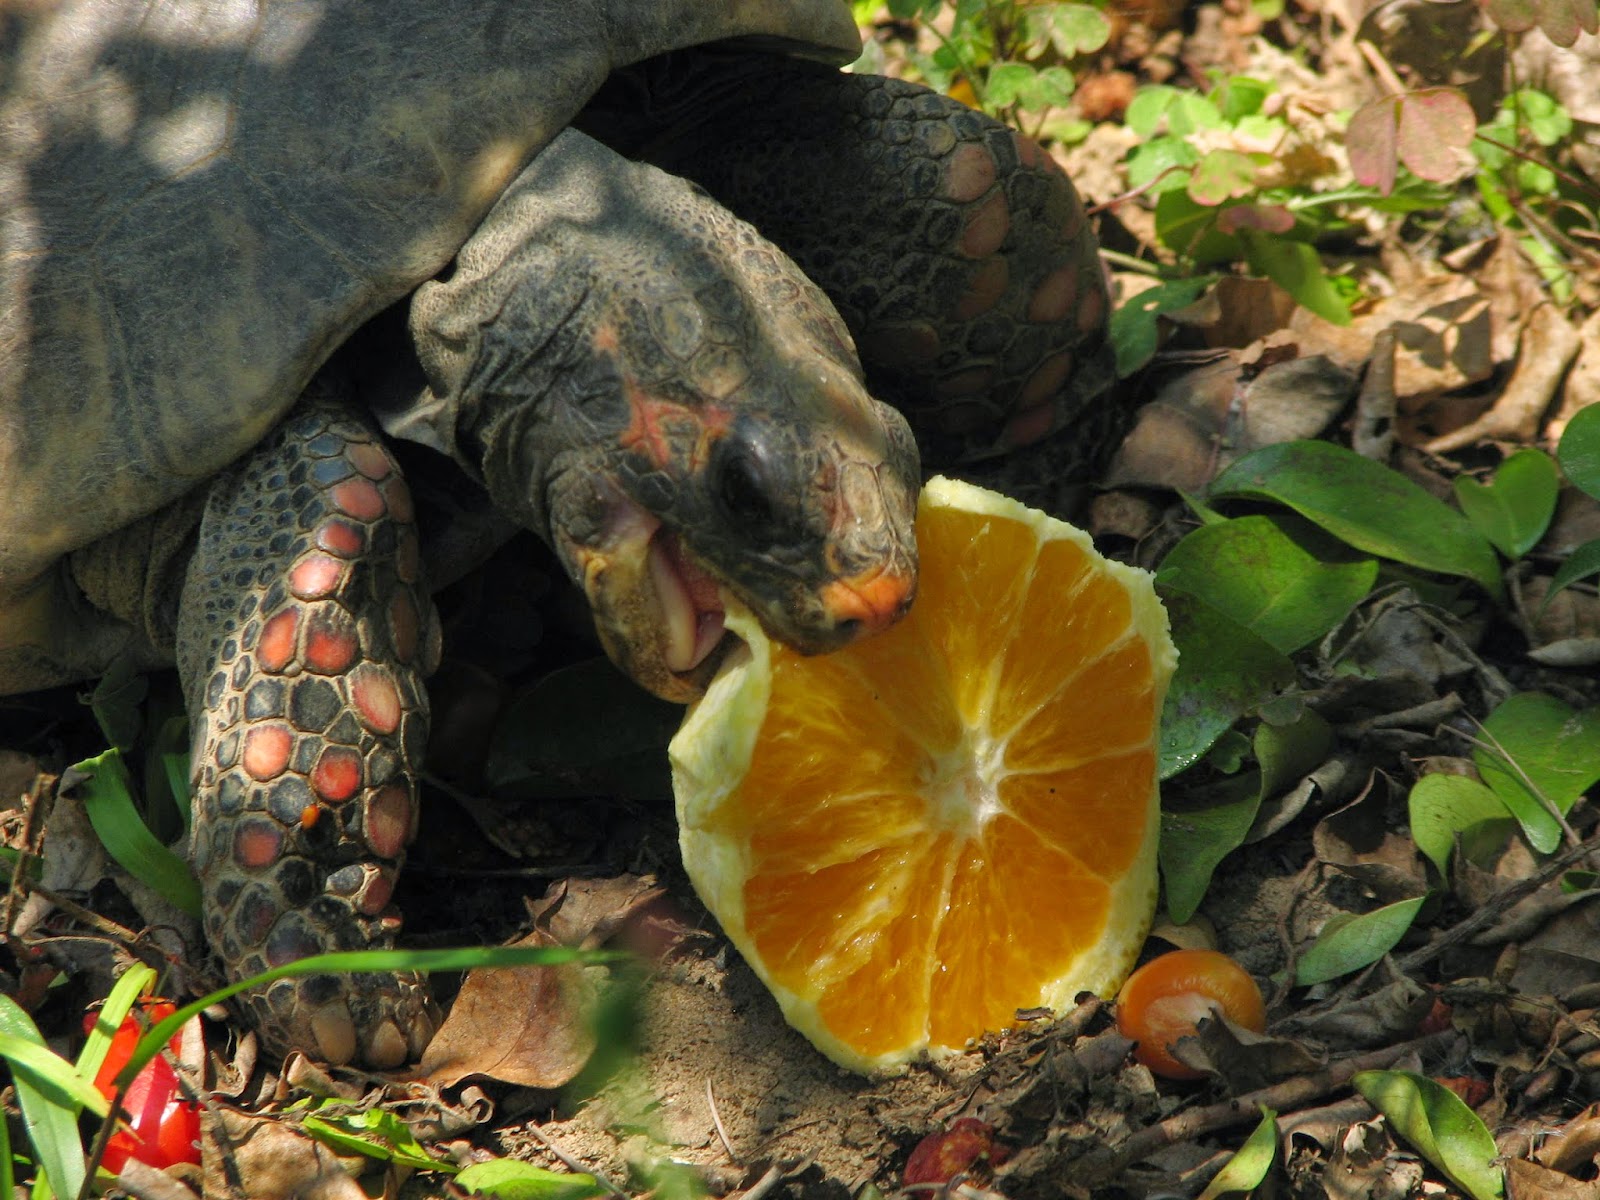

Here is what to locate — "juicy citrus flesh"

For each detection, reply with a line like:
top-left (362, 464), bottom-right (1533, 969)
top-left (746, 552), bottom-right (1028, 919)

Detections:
top-left (672, 477), bottom-right (1176, 1073)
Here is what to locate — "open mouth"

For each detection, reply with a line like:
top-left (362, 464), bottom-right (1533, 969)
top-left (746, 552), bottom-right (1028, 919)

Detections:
top-left (647, 525), bottom-right (728, 675)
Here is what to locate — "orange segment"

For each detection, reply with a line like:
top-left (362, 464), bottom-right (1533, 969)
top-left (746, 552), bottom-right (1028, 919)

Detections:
top-left (671, 477), bottom-right (1176, 1073)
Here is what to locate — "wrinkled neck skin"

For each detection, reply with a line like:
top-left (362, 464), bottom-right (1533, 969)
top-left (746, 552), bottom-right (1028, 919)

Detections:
top-left (410, 129), bottom-right (919, 702)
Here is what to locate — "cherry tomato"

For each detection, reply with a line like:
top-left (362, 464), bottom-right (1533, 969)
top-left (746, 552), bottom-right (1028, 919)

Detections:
top-left (82, 1000), bottom-right (202, 1172)
top-left (1115, 948), bottom-right (1266, 1080)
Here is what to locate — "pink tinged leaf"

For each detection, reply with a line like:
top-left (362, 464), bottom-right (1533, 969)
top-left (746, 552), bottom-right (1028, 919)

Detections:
top-left (1487, 0), bottom-right (1539, 31)
top-left (1188, 149), bottom-right (1259, 206)
top-left (1347, 98), bottom-right (1399, 195)
top-left (1396, 88), bottom-right (1477, 182)
top-left (1534, 0), bottom-right (1598, 45)
top-left (1217, 203), bottom-right (1295, 235)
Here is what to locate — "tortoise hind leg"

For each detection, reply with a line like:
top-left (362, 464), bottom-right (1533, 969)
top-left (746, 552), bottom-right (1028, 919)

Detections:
top-left (596, 57), bottom-right (1114, 464)
top-left (178, 393), bottom-right (440, 1068)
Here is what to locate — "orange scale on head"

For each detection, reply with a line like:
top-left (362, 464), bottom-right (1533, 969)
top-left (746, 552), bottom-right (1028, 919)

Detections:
top-left (954, 258), bottom-right (1009, 320)
top-left (1027, 264), bottom-right (1080, 324)
top-left (243, 725), bottom-right (293, 781)
top-left (330, 477), bottom-right (386, 522)
top-left (312, 746), bottom-right (362, 802)
top-left (356, 867), bottom-right (396, 916)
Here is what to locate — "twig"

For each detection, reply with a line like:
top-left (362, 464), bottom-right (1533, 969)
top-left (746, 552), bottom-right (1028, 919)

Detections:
top-left (706, 1077), bottom-right (739, 1164)
top-left (1, 771), bottom-right (53, 942)
top-left (1071, 1031), bottom-right (1457, 1183)
top-left (731, 1164), bottom-right (785, 1200)
top-left (1396, 833), bottom-right (1600, 974)
top-left (523, 1123), bottom-right (628, 1198)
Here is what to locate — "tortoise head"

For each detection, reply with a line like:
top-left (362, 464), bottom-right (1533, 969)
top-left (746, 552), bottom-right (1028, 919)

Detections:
top-left (554, 336), bottom-right (920, 702)
top-left (541, 250), bottom-right (920, 700)
top-left (412, 134), bottom-right (919, 703)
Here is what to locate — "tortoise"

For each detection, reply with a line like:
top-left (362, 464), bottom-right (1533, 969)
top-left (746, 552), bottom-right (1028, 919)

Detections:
top-left (0, 0), bottom-right (1112, 1067)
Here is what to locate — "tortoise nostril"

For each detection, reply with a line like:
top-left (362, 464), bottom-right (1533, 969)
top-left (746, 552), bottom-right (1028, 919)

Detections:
top-left (835, 617), bottom-right (862, 642)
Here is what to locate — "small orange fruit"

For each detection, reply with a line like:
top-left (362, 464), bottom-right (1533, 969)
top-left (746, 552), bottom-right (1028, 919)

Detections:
top-left (1115, 948), bottom-right (1266, 1080)
top-left (671, 477), bottom-right (1176, 1072)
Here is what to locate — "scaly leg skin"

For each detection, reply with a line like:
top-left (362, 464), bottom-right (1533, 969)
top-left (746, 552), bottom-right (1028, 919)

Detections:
top-left (599, 57), bottom-right (1114, 463)
top-left (177, 395), bottom-right (441, 1068)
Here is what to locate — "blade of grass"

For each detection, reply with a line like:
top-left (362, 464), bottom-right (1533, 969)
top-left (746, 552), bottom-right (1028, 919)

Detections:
top-left (72, 748), bottom-right (201, 917)
top-left (76, 963), bottom-right (156, 1084)
top-left (0, 998), bottom-right (93, 1198)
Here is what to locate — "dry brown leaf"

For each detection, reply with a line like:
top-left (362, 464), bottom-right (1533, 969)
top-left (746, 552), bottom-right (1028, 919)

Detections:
top-left (419, 926), bottom-right (597, 1090)
top-left (203, 1109), bottom-right (367, 1200)
top-left (1534, 1103), bottom-right (1600, 1175)
top-left (1550, 309), bottom-right (1600, 439)
top-left (1505, 1157), bottom-right (1600, 1200)
top-left (1426, 303), bottom-right (1583, 452)
top-left (1105, 353), bottom-right (1353, 491)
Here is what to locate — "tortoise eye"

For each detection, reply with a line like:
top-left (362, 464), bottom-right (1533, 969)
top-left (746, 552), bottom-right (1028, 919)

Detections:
top-left (715, 444), bottom-right (776, 529)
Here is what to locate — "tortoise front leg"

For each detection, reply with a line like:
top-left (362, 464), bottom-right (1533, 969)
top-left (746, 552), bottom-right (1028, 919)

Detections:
top-left (177, 395), bottom-right (440, 1068)
top-left (598, 57), bottom-right (1114, 463)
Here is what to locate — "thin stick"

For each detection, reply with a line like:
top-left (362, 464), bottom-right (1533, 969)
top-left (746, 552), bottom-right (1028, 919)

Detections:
top-left (706, 1077), bottom-right (739, 1165)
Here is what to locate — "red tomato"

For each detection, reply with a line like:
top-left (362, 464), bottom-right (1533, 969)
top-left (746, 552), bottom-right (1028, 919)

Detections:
top-left (83, 1000), bottom-right (202, 1171)
top-left (1115, 949), bottom-right (1266, 1080)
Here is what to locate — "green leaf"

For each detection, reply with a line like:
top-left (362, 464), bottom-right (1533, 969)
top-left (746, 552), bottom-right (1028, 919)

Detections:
top-left (1157, 514), bottom-right (1378, 654)
top-left (1239, 231), bottom-right (1352, 325)
top-left (1545, 537), bottom-right (1600, 604)
top-left (1167, 92), bottom-right (1225, 136)
top-left (1452, 449), bottom-right (1560, 558)
top-left (1127, 86), bottom-right (1180, 137)
top-left (1032, 3), bottom-right (1111, 56)
top-left (0, 998), bottom-right (92, 1199)
top-left (1294, 895), bottom-right (1428, 985)
top-left (302, 1104), bottom-right (453, 1171)
top-left (76, 963), bottom-right (158, 1087)
top-left (1126, 135), bottom-right (1199, 193)
top-left (1211, 76), bottom-right (1273, 122)
top-left (1158, 590), bottom-right (1296, 779)
top-left (89, 660), bottom-right (148, 752)
top-left (1352, 1071), bottom-right (1505, 1200)
top-left (1188, 149), bottom-right (1260, 206)
top-left (72, 748), bottom-right (203, 917)
top-left (1155, 189), bottom-right (1240, 262)
top-left (1558, 402), bottom-right (1600, 500)
top-left (985, 62), bottom-right (1036, 109)
top-left (1256, 706), bottom-right (1333, 797)
top-left (456, 1160), bottom-right (607, 1199)
top-left (1161, 775), bottom-right (1261, 924)
top-left (1408, 775), bottom-right (1515, 879)
top-left (1108, 277), bottom-right (1211, 377)
top-left (1208, 441), bottom-right (1504, 597)
top-left (486, 657), bottom-right (683, 801)
top-left (1198, 1106), bottom-right (1279, 1200)
top-left (1019, 65), bottom-right (1077, 111)
top-left (1474, 693), bottom-right (1600, 854)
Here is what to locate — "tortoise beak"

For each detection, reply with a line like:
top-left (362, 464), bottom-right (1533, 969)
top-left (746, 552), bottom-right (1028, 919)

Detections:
top-left (818, 564), bottom-right (916, 639)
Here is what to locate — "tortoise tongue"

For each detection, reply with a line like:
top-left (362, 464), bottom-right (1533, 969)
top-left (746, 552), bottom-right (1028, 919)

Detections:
top-left (648, 527), bottom-right (727, 674)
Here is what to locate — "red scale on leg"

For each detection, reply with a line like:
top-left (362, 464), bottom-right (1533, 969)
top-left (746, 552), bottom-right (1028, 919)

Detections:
top-left (394, 527), bottom-right (421, 585)
top-left (349, 664), bottom-right (402, 735)
top-left (316, 519), bottom-right (365, 558)
top-left (330, 477), bottom-right (386, 522)
top-left (389, 590), bottom-right (419, 663)
top-left (364, 784), bottom-right (413, 860)
top-left (233, 818), bottom-right (285, 869)
top-left (304, 605), bottom-right (360, 674)
top-left (382, 476), bottom-right (414, 523)
top-left (289, 553), bottom-right (347, 600)
top-left (243, 725), bottom-right (293, 781)
top-left (312, 746), bottom-right (363, 803)
top-left (257, 609), bottom-right (300, 673)
top-left (346, 441), bottom-right (393, 481)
